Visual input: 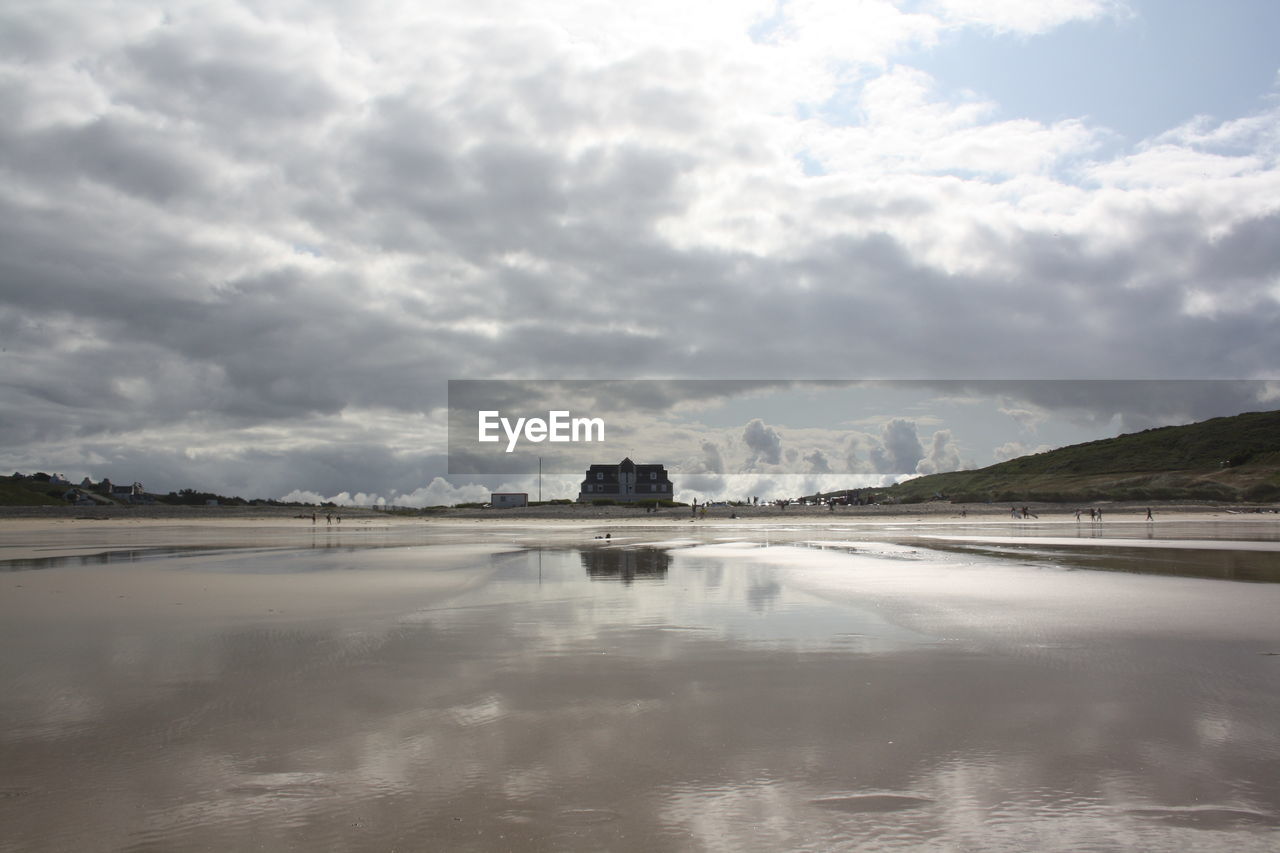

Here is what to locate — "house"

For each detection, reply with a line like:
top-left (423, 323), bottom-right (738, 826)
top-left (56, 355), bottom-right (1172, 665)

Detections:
top-left (490, 492), bottom-right (528, 508)
top-left (105, 481), bottom-right (151, 504)
top-left (577, 458), bottom-right (673, 503)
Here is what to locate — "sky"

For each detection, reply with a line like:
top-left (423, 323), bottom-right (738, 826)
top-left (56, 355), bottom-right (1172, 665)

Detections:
top-left (1, 0), bottom-right (1278, 504)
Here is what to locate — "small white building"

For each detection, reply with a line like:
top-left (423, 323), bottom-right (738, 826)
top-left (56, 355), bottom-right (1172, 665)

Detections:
top-left (490, 492), bottom-right (528, 509)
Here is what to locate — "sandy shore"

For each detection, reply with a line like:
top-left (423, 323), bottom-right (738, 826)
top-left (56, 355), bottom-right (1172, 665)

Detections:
top-left (1, 501), bottom-right (1276, 563)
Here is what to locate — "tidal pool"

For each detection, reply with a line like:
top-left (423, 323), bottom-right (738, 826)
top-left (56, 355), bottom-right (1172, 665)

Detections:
top-left (2, 527), bottom-right (1278, 851)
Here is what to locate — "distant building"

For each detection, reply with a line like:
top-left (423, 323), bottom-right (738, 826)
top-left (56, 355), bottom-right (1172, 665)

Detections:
top-left (491, 492), bottom-right (528, 509)
top-left (103, 481), bottom-right (150, 504)
top-left (578, 457), bottom-right (672, 502)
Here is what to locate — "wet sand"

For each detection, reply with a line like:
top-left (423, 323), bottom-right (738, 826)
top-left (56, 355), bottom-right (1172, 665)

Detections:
top-left (2, 517), bottom-right (1278, 851)
top-left (1, 505), bottom-right (1277, 560)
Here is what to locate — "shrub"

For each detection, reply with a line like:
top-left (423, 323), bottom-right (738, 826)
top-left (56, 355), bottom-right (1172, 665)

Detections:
top-left (1243, 482), bottom-right (1280, 502)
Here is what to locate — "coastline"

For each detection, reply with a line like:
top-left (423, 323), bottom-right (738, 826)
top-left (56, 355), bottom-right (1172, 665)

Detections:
top-left (1, 498), bottom-right (1275, 522)
top-left (1, 501), bottom-right (1275, 564)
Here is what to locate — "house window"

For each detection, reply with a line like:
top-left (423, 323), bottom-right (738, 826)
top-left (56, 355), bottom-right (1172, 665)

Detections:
top-left (650, 472), bottom-right (656, 480)
top-left (596, 472), bottom-right (603, 480)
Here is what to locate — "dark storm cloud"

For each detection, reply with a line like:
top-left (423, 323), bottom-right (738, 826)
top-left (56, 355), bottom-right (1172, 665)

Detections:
top-left (4, 116), bottom-right (211, 204)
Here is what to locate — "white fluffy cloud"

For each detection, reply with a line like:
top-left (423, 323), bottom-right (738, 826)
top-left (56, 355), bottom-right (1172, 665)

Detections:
top-left (928, 0), bottom-right (1124, 34)
top-left (916, 428), bottom-right (964, 475)
top-left (742, 418), bottom-right (784, 467)
top-left (993, 441), bottom-right (1054, 462)
top-left (869, 418), bottom-right (926, 474)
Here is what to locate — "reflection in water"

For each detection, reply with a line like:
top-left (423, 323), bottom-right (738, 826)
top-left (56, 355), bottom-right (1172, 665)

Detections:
top-left (0, 541), bottom-right (405, 572)
top-left (811, 794), bottom-right (936, 813)
top-left (580, 547), bottom-right (670, 583)
top-left (2, 538), bottom-right (1279, 852)
top-left (920, 540), bottom-right (1280, 583)
top-left (0, 546), bottom-right (203, 571)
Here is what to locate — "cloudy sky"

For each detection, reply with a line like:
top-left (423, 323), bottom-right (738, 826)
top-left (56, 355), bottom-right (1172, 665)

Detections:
top-left (2, 0), bottom-right (1278, 504)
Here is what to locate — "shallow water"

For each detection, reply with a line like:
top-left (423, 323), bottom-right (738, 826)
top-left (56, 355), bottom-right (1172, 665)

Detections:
top-left (2, 529), bottom-right (1279, 852)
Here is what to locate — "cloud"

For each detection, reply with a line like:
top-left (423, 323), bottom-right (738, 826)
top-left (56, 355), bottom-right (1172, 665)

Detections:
top-left (1, 2), bottom-right (1278, 500)
top-left (869, 418), bottom-right (925, 474)
top-left (916, 428), bottom-right (962, 475)
top-left (993, 441), bottom-right (1054, 462)
top-left (1000, 403), bottom-right (1048, 432)
top-left (742, 418), bottom-right (783, 467)
top-left (803, 448), bottom-right (832, 474)
top-left (928, 0), bottom-right (1126, 34)
top-left (279, 489), bottom-right (385, 507)
top-left (696, 440), bottom-right (726, 475)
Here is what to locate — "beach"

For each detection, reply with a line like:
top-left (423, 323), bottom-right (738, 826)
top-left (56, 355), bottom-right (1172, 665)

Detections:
top-left (2, 511), bottom-right (1278, 851)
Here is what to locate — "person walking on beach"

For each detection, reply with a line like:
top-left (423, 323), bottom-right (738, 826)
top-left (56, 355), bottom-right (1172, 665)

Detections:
top-left (1145, 507), bottom-right (1153, 521)
top-left (1075, 508), bottom-right (1082, 522)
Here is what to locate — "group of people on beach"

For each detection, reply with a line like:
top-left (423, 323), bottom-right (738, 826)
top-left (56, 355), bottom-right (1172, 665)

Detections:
top-left (305, 512), bottom-right (341, 525)
top-left (1070, 507), bottom-right (1153, 522)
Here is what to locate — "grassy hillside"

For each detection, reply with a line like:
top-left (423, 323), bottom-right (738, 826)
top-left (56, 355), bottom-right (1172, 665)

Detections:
top-left (0, 477), bottom-right (73, 507)
top-left (885, 409), bottom-right (1280, 504)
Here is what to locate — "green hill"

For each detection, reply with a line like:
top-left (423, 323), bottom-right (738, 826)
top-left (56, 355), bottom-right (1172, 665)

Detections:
top-left (885, 409), bottom-right (1280, 504)
top-left (0, 476), bottom-right (74, 507)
